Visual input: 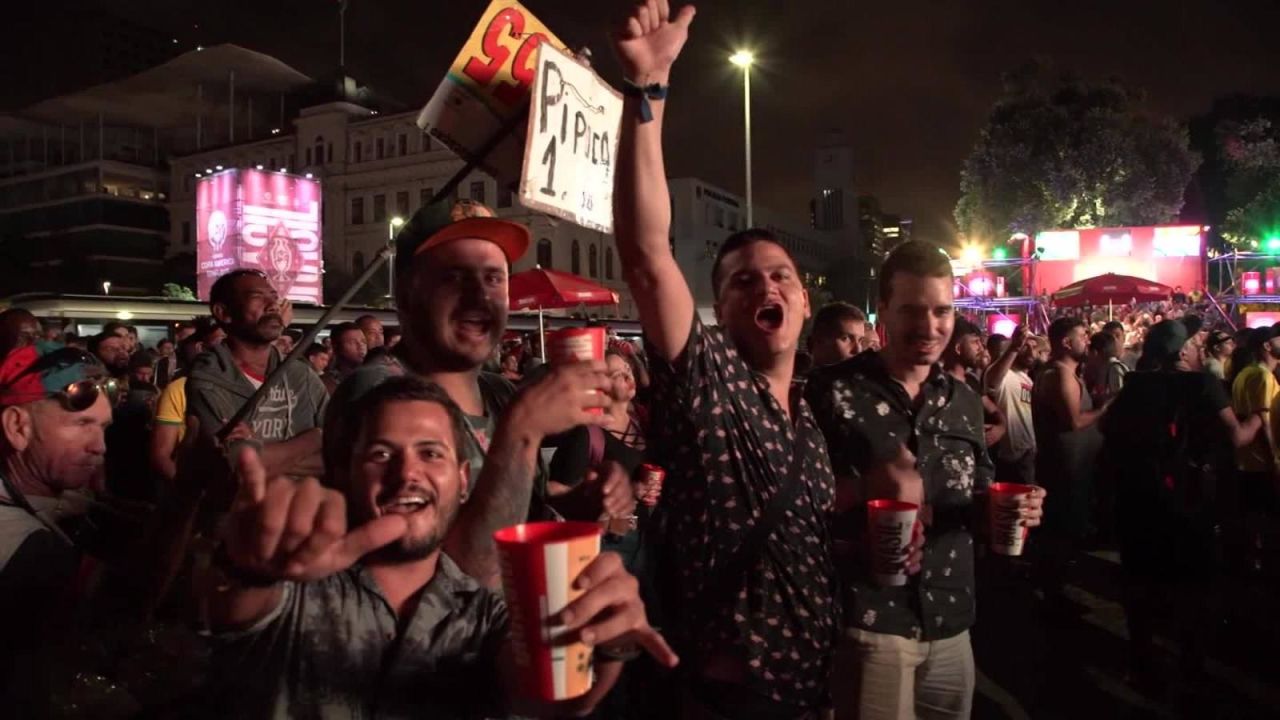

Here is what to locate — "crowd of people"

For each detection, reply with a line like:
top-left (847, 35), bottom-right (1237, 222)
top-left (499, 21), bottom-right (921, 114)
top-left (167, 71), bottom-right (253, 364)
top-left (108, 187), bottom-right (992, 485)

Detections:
top-left (0, 3), bottom-right (1274, 719)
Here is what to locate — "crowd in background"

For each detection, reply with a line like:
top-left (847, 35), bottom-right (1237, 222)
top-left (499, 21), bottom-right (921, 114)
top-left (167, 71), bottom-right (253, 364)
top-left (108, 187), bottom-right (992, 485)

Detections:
top-left (0, 4), bottom-right (1275, 718)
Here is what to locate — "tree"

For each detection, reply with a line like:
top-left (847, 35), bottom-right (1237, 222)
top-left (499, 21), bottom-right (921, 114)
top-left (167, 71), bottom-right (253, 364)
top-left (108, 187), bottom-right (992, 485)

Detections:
top-left (161, 283), bottom-right (196, 301)
top-left (956, 64), bottom-right (1199, 242)
top-left (1219, 118), bottom-right (1280, 248)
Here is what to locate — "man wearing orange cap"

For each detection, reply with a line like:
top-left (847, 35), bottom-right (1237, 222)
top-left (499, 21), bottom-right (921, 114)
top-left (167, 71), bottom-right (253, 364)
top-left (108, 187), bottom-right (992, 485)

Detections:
top-left (326, 198), bottom-right (633, 586)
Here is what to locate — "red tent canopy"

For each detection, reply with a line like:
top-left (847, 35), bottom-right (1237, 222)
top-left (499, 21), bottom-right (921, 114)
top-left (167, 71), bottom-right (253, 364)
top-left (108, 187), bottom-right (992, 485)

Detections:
top-left (508, 267), bottom-right (619, 310)
top-left (1051, 273), bottom-right (1172, 307)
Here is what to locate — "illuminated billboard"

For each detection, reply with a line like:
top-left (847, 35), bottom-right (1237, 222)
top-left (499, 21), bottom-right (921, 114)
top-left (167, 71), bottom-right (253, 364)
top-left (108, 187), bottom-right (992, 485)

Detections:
top-left (196, 169), bottom-right (323, 304)
top-left (1031, 225), bottom-right (1203, 295)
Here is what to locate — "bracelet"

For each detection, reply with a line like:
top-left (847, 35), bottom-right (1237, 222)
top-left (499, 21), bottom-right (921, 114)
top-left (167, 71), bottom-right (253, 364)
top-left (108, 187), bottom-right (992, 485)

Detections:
top-left (621, 78), bottom-right (669, 123)
top-left (595, 643), bottom-right (642, 663)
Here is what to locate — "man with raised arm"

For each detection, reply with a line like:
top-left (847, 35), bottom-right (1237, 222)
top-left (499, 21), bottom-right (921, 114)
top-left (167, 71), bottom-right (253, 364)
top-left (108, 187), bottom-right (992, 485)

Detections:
top-left (611, 3), bottom-right (842, 715)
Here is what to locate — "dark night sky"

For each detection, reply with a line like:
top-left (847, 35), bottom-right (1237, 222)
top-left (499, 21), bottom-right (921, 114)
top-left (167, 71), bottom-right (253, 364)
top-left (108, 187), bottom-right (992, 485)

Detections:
top-left (79, 1), bottom-right (1280, 240)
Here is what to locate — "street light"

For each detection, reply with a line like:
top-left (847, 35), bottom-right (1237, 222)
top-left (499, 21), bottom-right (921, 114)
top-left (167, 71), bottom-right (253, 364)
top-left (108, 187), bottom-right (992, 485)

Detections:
top-left (730, 50), bottom-right (754, 227)
top-left (388, 216), bottom-right (405, 300)
top-left (102, 281), bottom-right (111, 295)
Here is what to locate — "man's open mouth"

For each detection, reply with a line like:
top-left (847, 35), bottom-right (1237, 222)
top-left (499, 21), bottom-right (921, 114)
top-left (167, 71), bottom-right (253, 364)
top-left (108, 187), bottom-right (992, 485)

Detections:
top-left (379, 493), bottom-right (436, 516)
top-left (755, 303), bottom-right (784, 332)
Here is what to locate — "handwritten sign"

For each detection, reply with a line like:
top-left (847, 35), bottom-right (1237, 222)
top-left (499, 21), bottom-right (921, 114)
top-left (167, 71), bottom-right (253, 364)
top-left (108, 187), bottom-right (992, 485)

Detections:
top-left (518, 43), bottom-right (622, 234)
top-left (416, 0), bottom-right (564, 188)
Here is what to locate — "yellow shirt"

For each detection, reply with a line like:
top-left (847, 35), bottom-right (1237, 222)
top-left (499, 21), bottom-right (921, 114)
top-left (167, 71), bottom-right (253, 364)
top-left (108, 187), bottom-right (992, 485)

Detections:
top-left (155, 376), bottom-right (187, 443)
top-left (1231, 363), bottom-right (1279, 472)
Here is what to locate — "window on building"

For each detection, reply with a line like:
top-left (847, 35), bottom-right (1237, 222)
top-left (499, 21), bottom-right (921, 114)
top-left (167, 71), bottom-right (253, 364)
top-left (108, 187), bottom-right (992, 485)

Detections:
top-left (375, 137), bottom-right (385, 159)
top-left (182, 221), bottom-right (191, 246)
top-left (314, 136), bottom-right (324, 165)
top-left (470, 181), bottom-right (486, 204)
top-left (327, 142), bottom-right (334, 163)
top-left (353, 251), bottom-right (366, 274)
top-left (729, 212), bottom-right (739, 231)
top-left (353, 142), bottom-right (362, 163)
top-left (351, 197), bottom-right (365, 224)
top-left (268, 156), bottom-right (276, 168)
top-left (421, 132), bottom-right (432, 152)
top-left (571, 239), bottom-right (581, 275)
top-left (395, 190), bottom-right (409, 218)
top-left (537, 238), bottom-right (553, 268)
top-left (419, 187), bottom-right (434, 207)
top-left (605, 247), bottom-right (614, 279)
top-left (288, 153), bottom-right (295, 168)
top-left (715, 207), bottom-right (725, 228)
top-left (588, 244), bottom-right (599, 278)
top-left (304, 148), bottom-right (312, 166)
top-left (183, 175), bottom-right (191, 192)
top-left (397, 133), bottom-right (407, 156)
top-left (497, 183), bottom-right (513, 208)
top-left (373, 194), bottom-right (386, 222)
top-left (705, 205), bottom-right (714, 226)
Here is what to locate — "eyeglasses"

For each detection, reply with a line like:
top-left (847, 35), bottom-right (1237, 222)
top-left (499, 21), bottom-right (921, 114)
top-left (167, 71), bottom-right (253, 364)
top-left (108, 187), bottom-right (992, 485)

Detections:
top-left (0, 348), bottom-right (117, 411)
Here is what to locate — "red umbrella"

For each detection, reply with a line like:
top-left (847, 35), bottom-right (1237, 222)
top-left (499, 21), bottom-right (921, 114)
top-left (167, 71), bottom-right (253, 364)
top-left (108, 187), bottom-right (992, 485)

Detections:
top-left (508, 267), bottom-right (619, 361)
top-left (508, 267), bottom-right (619, 310)
top-left (1051, 273), bottom-right (1172, 308)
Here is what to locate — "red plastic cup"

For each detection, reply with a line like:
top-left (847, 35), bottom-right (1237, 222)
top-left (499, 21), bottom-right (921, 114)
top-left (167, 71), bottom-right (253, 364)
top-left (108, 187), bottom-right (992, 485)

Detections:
top-left (867, 499), bottom-right (919, 586)
top-left (637, 464), bottom-right (665, 507)
top-left (989, 482), bottom-right (1034, 556)
top-left (547, 327), bottom-right (607, 415)
top-left (494, 521), bottom-right (602, 701)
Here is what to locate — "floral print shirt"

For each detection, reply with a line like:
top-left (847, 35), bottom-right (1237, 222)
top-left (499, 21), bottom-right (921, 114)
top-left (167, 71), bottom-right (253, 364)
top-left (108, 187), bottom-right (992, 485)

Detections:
top-left (806, 351), bottom-right (994, 641)
top-left (647, 318), bottom-right (838, 708)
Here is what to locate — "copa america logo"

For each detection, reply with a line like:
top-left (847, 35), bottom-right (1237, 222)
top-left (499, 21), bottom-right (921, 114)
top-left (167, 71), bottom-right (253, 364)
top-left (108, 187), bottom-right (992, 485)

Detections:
top-left (207, 209), bottom-right (228, 251)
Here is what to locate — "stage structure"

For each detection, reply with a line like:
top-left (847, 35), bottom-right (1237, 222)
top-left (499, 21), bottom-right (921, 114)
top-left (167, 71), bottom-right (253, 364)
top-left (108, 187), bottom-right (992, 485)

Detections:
top-left (951, 253), bottom-right (1049, 334)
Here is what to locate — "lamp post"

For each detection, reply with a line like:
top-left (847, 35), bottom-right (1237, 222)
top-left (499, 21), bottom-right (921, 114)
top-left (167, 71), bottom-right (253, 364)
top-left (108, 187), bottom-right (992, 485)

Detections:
top-left (388, 216), bottom-right (405, 301)
top-left (102, 280), bottom-right (111, 296)
top-left (729, 50), bottom-right (754, 227)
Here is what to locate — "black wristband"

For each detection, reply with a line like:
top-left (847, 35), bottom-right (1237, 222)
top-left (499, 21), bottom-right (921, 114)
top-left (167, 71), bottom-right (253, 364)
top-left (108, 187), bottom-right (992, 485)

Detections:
top-left (594, 643), bottom-right (642, 663)
top-left (622, 79), bottom-right (669, 123)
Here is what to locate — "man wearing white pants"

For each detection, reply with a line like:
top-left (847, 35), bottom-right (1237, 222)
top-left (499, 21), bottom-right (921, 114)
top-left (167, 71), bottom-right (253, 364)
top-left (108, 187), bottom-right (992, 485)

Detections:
top-left (807, 242), bottom-right (1046, 719)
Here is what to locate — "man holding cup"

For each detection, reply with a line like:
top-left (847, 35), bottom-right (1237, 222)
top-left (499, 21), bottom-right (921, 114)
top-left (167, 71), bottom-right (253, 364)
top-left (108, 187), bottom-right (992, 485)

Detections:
top-left (326, 198), bottom-right (633, 586)
top-left (204, 376), bottom-right (675, 717)
top-left (807, 241), bottom-right (1045, 719)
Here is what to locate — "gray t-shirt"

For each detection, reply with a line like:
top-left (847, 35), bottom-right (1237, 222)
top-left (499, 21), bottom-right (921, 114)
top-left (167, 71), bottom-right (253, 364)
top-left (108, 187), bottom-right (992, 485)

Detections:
top-left (209, 554), bottom-right (510, 719)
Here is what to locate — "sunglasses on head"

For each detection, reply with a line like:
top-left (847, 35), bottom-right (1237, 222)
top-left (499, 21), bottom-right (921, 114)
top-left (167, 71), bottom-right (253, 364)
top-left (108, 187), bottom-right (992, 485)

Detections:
top-left (0, 348), bottom-right (118, 411)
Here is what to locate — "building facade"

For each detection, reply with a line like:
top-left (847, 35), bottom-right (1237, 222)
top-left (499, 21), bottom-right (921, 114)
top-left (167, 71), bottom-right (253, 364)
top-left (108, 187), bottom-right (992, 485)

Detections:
top-left (170, 101), bottom-right (638, 318)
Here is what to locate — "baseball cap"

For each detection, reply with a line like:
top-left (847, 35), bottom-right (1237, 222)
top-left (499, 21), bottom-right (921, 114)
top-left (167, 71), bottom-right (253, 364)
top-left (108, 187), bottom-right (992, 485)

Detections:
top-left (1140, 320), bottom-right (1188, 365)
top-left (1207, 330), bottom-right (1232, 352)
top-left (394, 197), bottom-right (530, 278)
top-left (0, 344), bottom-right (109, 407)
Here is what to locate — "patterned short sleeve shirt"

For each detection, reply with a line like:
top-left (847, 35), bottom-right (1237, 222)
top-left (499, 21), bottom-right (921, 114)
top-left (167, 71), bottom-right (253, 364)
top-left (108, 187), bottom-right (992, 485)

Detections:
top-left (806, 352), bottom-right (994, 642)
top-left (647, 318), bottom-right (838, 708)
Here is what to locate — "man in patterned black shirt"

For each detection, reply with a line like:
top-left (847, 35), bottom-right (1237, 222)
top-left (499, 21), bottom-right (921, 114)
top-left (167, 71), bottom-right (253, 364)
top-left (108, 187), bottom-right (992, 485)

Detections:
top-left (807, 242), bottom-right (1046, 719)
top-left (612, 3), bottom-right (838, 716)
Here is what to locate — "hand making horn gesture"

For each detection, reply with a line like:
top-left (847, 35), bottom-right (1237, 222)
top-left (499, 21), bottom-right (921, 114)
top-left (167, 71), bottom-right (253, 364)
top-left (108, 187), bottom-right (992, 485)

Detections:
top-left (221, 447), bottom-right (409, 582)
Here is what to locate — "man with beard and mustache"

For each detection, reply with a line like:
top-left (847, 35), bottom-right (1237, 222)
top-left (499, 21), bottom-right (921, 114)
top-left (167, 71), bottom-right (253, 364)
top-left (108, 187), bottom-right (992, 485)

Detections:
top-left (205, 376), bottom-right (674, 717)
top-left (1032, 316), bottom-right (1105, 616)
top-left (807, 242), bottom-right (1044, 719)
top-left (326, 198), bottom-right (632, 585)
top-left (89, 331), bottom-right (130, 378)
top-left (186, 269), bottom-right (328, 478)
top-left (0, 346), bottom-right (114, 712)
top-left (610, 4), bottom-right (850, 715)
